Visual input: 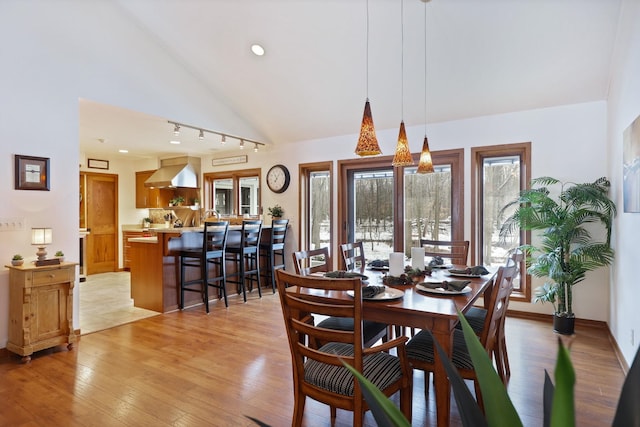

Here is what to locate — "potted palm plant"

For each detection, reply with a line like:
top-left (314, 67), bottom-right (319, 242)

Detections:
top-left (499, 176), bottom-right (616, 335)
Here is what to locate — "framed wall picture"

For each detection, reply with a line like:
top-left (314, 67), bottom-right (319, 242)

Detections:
top-left (623, 114), bottom-right (640, 213)
top-left (88, 158), bottom-right (109, 170)
top-left (14, 155), bottom-right (50, 191)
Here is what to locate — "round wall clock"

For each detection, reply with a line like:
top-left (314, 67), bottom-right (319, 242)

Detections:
top-left (266, 164), bottom-right (290, 193)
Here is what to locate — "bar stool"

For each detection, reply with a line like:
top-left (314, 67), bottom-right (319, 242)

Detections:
top-left (179, 221), bottom-right (229, 312)
top-left (260, 218), bottom-right (289, 293)
top-left (226, 220), bottom-right (263, 302)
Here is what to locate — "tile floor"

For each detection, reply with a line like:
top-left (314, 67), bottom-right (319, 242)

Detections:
top-left (78, 271), bottom-right (159, 335)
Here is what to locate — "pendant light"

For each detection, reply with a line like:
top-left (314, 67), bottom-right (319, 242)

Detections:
top-left (392, 0), bottom-right (414, 167)
top-left (417, 0), bottom-right (434, 174)
top-left (355, 0), bottom-right (382, 156)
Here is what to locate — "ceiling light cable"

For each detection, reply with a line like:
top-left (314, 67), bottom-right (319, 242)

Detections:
top-left (392, 0), bottom-right (414, 167)
top-left (417, 0), bottom-right (434, 174)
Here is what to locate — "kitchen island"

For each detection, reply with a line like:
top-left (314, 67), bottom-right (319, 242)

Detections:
top-left (128, 225), bottom-right (273, 312)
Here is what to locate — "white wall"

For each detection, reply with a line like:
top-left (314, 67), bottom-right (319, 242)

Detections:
top-left (606, 0), bottom-right (640, 365)
top-left (0, 0), bottom-right (264, 347)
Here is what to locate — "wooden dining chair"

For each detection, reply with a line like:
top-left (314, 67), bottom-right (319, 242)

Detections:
top-left (340, 241), bottom-right (366, 273)
top-left (460, 248), bottom-right (524, 382)
top-left (275, 269), bottom-right (412, 427)
top-left (405, 264), bottom-right (518, 408)
top-left (291, 247), bottom-right (331, 276)
top-left (292, 247), bottom-right (388, 348)
top-left (420, 239), bottom-right (470, 266)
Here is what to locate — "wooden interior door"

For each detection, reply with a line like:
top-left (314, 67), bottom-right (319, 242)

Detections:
top-left (84, 172), bottom-right (118, 274)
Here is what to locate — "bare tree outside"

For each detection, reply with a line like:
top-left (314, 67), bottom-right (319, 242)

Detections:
top-left (310, 171), bottom-right (330, 249)
top-left (482, 157), bottom-right (520, 267)
top-left (404, 167), bottom-right (452, 255)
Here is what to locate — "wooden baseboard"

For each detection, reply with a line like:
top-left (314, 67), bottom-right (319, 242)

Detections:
top-left (507, 309), bottom-right (628, 373)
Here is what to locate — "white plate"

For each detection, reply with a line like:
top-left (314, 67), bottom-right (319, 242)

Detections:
top-left (347, 286), bottom-right (404, 301)
top-left (415, 283), bottom-right (472, 295)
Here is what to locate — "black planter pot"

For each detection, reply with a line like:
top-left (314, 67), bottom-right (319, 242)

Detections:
top-left (553, 314), bottom-right (575, 335)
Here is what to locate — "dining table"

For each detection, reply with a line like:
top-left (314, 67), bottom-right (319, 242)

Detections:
top-left (314, 265), bottom-right (497, 427)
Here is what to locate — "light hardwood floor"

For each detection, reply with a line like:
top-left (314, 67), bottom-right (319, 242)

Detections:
top-left (1, 287), bottom-right (626, 426)
top-left (79, 272), bottom-right (159, 334)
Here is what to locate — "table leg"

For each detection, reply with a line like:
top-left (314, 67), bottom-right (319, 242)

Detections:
top-left (432, 325), bottom-right (453, 427)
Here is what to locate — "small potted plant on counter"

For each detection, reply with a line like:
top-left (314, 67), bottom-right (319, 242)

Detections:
top-left (11, 254), bottom-right (24, 266)
top-left (55, 250), bottom-right (65, 262)
top-left (268, 204), bottom-right (284, 219)
top-left (142, 217), bottom-right (152, 228)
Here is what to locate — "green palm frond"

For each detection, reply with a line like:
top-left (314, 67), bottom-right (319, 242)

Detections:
top-left (500, 176), bottom-right (616, 316)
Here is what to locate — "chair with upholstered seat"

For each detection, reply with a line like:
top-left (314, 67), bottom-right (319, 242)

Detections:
top-left (459, 248), bottom-right (524, 382)
top-left (179, 221), bottom-right (229, 312)
top-left (292, 247), bottom-right (388, 348)
top-left (405, 264), bottom-right (517, 408)
top-left (340, 241), bottom-right (366, 273)
top-left (259, 218), bottom-right (289, 293)
top-left (420, 239), bottom-right (470, 266)
top-left (275, 269), bottom-right (413, 427)
top-left (226, 220), bottom-right (263, 302)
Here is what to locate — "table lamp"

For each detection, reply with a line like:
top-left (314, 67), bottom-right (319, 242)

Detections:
top-left (32, 227), bottom-right (53, 265)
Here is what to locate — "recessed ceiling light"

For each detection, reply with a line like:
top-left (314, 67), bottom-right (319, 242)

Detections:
top-left (170, 140), bottom-right (181, 145)
top-left (251, 44), bottom-right (265, 56)
top-left (119, 149), bottom-right (128, 153)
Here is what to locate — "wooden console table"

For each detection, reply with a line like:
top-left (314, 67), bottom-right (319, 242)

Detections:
top-left (5, 262), bottom-right (78, 363)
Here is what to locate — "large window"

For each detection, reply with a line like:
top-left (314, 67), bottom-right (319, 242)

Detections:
top-left (338, 150), bottom-right (463, 262)
top-left (204, 168), bottom-right (261, 217)
top-left (299, 162), bottom-right (333, 254)
top-left (472, 143), bottom-right (531, 300)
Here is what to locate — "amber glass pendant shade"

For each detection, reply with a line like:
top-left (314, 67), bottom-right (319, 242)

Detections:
top-left (392, 121), bottom-right (414, 166)
top-left (355, 99), bottom-right (382, 156)
top-left (417, 135), bottom-right (434, 173)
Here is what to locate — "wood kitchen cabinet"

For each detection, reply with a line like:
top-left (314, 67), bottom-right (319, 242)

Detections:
top-left (5, 262), bottom-right (78, 363)
top-left (123, 230), bottom-right (156, 270)
top-left (136, 170), bottom-right (170, 208)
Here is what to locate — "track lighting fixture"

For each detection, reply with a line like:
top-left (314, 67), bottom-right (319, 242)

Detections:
top-left (166, 121), bottom-right (266, 150)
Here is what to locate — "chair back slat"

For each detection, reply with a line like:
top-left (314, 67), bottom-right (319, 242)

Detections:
top-left (276, 269), bottom-right (364, 368)
top-left (480, 265), bottom-right (518, 350)
top-left (270, 219), bottom-right (289, 249)
top-left (340, 241), bottom-right (366, 274)
top-left (420, 239), bottom-right (470, 265)
top-left (203, 221), bottom-right (228, 255)
top-left (240, 220), bottom-right (262, 248)
top-left (292, 247), bottom-right (331, 276)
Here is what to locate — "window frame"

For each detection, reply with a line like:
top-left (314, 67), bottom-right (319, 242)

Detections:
top-left (471, 142), bottom-right (531, 302)
top-left (337, 149), bottom-right (464, 255)
top-left (203, 168), bottom-right (262, 216)
top-left (298, 161), bottom-right (333, 258)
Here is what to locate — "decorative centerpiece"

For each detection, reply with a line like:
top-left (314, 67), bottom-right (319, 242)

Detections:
top-left (55, 250), bottom-right (65, 262)
top-left (11, 254), bottom-right (24, 266)
top-left (383, 265), bottom-right (432, 286)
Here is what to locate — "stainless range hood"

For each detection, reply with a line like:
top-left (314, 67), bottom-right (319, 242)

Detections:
top-left (144, 156), bottom-right (200, 188)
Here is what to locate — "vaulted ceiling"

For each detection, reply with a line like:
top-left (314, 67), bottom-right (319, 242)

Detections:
top-left (79, 0), bottom-right (621, 158)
